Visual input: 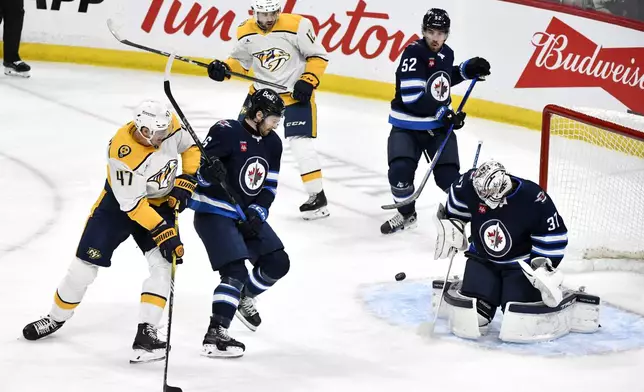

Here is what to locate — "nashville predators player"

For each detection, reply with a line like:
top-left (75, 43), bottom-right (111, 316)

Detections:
top-left (207, 0), bottom-right (330, 220)
top-left (22, 101), bottom-right (200, 364)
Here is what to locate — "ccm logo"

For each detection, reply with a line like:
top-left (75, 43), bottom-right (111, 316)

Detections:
top-left (286, 121), bottom-right (307, 127)
top-left (35, 0), bottom-right (104, 13)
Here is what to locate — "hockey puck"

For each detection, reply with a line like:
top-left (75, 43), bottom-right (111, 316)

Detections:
top-left (395, 272), bottom-right (406, 281)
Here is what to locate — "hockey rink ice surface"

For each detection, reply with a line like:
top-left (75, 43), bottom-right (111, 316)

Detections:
top-left (1, 62), bottom-right (643, 392)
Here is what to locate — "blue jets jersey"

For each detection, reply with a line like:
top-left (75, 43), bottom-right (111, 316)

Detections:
top-left (445, 169), bottom-right (569, 267)
top-left (189, 119), bottom-right (282, 220)
top-left (389, 39), bottom-right (472, 131)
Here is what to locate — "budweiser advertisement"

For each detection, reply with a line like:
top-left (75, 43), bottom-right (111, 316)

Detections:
top-left (516, 17), bottom-right (644, 114)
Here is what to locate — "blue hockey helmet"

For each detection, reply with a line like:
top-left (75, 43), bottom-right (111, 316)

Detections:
top-left (246, 88), bottom-right (285, 119)
top-left (422, 8), bottom-right (450, 33)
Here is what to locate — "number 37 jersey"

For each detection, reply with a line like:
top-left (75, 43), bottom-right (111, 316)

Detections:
top-left (445, 169), bottom-right (569, 267)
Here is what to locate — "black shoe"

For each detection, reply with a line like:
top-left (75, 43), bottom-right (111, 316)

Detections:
top-left (4, 61), bottom-right (31, 77)
top-left (235, 295), bottom-right (261, 332)
top-left (380, 211), bottom-right (417, 234)
top-left (299, 190), bottom-right (330, 220)
top-left (23, 316), bottom-right (65, 341)
top-left (130, 323), bottom-right (166, 364)
top-left (201, 318), bottom-right (245, 358)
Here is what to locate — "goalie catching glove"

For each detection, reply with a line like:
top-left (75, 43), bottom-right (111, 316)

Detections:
top-left (433, 203), bottom-right (468, 259)
top-left (517, 257), bottom-right (564, 307)
top-left (150, 221), bottom-right (184, 263)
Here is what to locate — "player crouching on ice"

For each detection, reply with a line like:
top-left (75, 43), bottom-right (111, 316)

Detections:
top-left (22, 101), bottom-right (200, 363)
top-left (188, 89), bottom-right (290, 358)
top-left (431, 160), bottom-right (600, 342)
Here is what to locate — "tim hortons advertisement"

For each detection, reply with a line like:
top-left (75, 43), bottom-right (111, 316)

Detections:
top-left (516, 17), bottom-right (644, 114)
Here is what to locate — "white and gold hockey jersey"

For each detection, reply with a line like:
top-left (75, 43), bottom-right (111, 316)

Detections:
top-left (224, 14), bottom-right (329, 106)
top-left (104, 114), bottom-right (200, 231)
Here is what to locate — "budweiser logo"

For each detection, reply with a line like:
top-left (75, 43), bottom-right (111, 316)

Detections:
top-left (141, 0), bottom-right (419, 62)
top-left (516, 17), bottom-right (644, 114)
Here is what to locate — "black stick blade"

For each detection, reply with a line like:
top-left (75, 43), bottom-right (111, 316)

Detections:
top-left (164, 384), bottom-right (182, 392)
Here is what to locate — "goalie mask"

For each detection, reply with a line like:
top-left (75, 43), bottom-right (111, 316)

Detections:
top-left (472, 160), bottom-right (512, 209)
top-left (133, 100), bottom-right (172, 147)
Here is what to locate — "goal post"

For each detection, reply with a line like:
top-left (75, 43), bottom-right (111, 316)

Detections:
top-left (539, 105), bottom-right (644, 271)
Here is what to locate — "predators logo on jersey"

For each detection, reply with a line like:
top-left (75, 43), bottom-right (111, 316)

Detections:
top-left (252, 48), bottom-right (291, 72)
top-left (149, 159), bottom-right (179, 190)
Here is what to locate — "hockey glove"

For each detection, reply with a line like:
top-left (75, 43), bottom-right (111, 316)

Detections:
top-left (463, 57), bottom-right (491, 79)
top-left (207, 60), bottom-right (231, 82)
top-left (151, 221), bottom-right (184, 263)
top-left (198, 158), bottom-right (227, 186)
top-left (167, 174), bottom-right (197, 212)
top-left (292, 75), bottom-right (317, 103)
top-left (436, 106), bottom-right (467, 130)
top-left (237, 204), bottom-right (267, 240)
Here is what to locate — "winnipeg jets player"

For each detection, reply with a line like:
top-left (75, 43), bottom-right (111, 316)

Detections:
top-left (381, 8), bottom-right (491, 234)
top-left (207, 0), bottom-right (331, 220)
top-left (22, 101), bottom-right (200, 363)
top-left (434, 160), bottom-right (574, 340)
top-left (189, 89), bottom-right (290, 358)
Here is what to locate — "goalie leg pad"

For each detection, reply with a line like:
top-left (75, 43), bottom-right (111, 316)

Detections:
top-left (571, 290), bottom-right (601, 333)
top-left (499, 291), bottom-right (577, 343)
top-left (139, 248), bottom-right (171, 326)
top-left (49, 257), bottom-right (99, 322)
top-left (444, 289), bottom-right (493, 339)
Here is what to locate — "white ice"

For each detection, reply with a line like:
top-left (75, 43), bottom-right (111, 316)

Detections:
top-left (1, 62), bottom-right (642, 392)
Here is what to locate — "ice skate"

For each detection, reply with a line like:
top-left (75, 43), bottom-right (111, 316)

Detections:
top-left (300, 190), bottom-right (330, 220)
top-left (235, 294), bottom-right (261, 332)
top-left (201, 318), bottom-right (245, 358)
top-left (380, 211), bottom-right (417, 234)
top-left (4, 61), bottom-right (31, 78)
top-left (130, 323), bottom-right (167, 364)
top-left (23, 316), bottom-right (65, 341)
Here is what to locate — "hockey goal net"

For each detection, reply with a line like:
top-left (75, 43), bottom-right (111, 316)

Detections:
top-left (540, 105), bottom-right (644, 272)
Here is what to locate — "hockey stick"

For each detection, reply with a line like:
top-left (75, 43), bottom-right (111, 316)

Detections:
top-left (164, 53), bottom-right (247, 221)
top-left (418, 247), bottom-right (458, 338)
top-left (163, 209), bottom-right (182, 392)
top-left (472, 140), bottom-right (483, 168)
top-left (106, 19), bottom-right (287, 91)
top-left (381, 78), bottom-right (479, 210)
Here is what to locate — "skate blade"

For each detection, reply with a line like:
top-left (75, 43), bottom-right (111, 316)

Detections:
top-left (235, 311), bottom-right (258, 332)
top-left (301, 206), bottom-right (330, 221)
top-left (130, 348), bottom-right (166, 364)
top-left (4, 68), bottom-right (31, 78)
top-left (201, 344), bottom-right (244, 358)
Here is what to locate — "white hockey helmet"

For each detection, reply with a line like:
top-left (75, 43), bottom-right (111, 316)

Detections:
top-left (251, 0), bottom-right (281, 13)
top-left (133, 100), bottom-right (172, 145)
top-left (472, 160), bottom-right (513, 209)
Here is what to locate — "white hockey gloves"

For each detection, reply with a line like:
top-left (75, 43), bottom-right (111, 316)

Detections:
top-left (433, 203), bottom-right (468, 260)
top-left (518, 257), bottom-right (564, 307)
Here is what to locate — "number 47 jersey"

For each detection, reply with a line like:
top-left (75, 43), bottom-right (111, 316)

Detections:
top-left (445, 169), bottom-right (569, 267)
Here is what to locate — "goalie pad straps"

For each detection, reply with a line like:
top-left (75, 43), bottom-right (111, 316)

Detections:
top-left (433, 203), bottom-right (468, 260)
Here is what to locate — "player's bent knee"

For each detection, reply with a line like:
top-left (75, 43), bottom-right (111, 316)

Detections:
top-left (68, 257), bottom-right (99, 286)
top-left (388, 158), bottom-right (417, 184)
top-left (259, 249), bottom-right (290, 280)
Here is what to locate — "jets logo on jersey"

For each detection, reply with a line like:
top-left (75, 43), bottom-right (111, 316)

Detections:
top-left (253, 48), bottom-right (291, 72)
top-left (428, 71), bottom-right (451, 102)
top-left (239, 156), bottom-right (269, 196)
top-left (479, 219), bottom-right (512, 258)
top-left (149, 159), bottom-right (179, 190)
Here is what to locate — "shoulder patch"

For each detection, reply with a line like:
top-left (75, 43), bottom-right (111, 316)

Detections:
top-left (118, 145), bottom-right (131, 158)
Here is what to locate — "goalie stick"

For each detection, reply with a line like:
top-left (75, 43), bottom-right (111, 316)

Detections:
top-left (106, 19), bottom-right (287, 91)
top-left (164, 54), bottom-right (247, 221)
top-left (381, 78), bottom-right (479, 210)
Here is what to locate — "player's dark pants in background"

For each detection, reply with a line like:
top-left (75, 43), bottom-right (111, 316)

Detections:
top-left (76, 183), bottom-right (179, 267)
top-left (0, 0), bottom-right (25, 63)
top-left (387, 126), bottom-right (460, 216)
top-left (460, 257), bottom-right (542, 319)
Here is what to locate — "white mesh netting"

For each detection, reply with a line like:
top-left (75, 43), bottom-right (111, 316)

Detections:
top-left (544, 107), bottom-right (644, 272)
